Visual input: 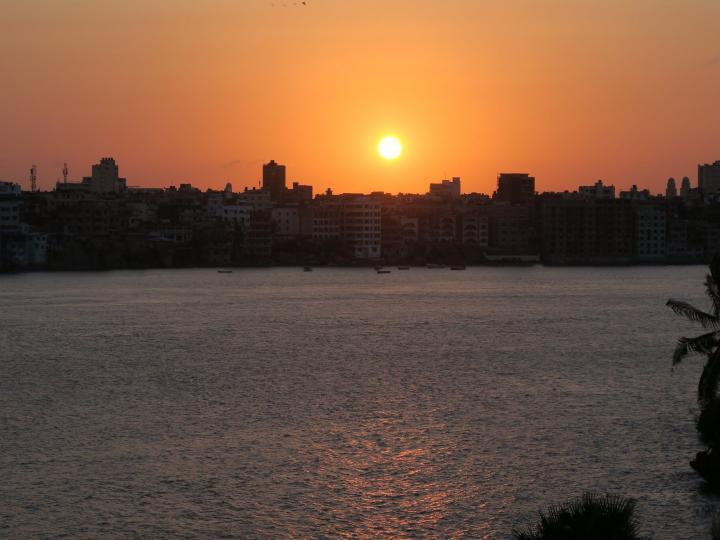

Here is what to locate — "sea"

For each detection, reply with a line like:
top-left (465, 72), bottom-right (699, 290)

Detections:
top-left (0, 266), bottom-right (717, 539)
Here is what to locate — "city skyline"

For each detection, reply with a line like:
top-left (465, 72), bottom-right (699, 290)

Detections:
top-left (4, 155), bottom-right (718, 198)
top-left (3, 0), bottom-right (720, 194)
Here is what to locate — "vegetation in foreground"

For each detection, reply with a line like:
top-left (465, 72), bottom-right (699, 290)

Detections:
top-left (667, 256), bottom-right (720, 485)
top-left (513, 492), bottom-right (642, 540)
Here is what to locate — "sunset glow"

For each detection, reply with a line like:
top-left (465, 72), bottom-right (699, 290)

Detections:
top-left (2, 0), bottom-right (720, 194)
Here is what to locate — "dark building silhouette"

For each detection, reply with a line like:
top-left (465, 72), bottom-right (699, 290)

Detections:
top-left (8, 156), bottom-right (720, 271)
top-left (699, 161), bottom-right (720, 196)
top-left (666, 177), bottom-right (677, 198)
top-left (681, 176), bottom-right (692, 199)
top-left (263, 160), bottom-right (286, 201)
top-left (429, 177), bottom-right (461, 200)
top-left (496, 173), bottom-right (535, 204)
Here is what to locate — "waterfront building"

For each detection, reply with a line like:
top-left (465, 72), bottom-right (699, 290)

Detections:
top-left (487, 203), bottom-right (534, 255)
top-left (634, 202), bottom-right (667, 261)
top-left (272, 205), bottom-right (301, 238)
top-left (0, 182), bottom-right (23, 232)
top-left (461, 211), bottom-right (489, 247)
top-left (538, 196), bottom-right (634, 264)
top-left (340, 195), bottom-right (381, 259)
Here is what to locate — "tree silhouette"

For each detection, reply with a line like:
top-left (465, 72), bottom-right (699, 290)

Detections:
top-left (668, 255), bottom-right (720, 483)
top-left (513, 492), bottom-right (643, 540)
top-left (667, 256), bottom-right (720, 407)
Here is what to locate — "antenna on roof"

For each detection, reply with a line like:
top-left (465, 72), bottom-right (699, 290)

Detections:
top-left (30, 164), bottom-right (37, 192)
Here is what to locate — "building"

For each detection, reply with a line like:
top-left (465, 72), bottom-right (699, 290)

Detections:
top-left (461, 211), bottom-right (489, 247)
top-left (680, 177), bottom-right (692, 199)
top-left (83, 158), bottom-right (126, 193)
top-left (340, 196), bottom-right (381, 258)
top-left (538, 196), bottom-right (634, 264)
top-left (262, 160), bottom-right (286, 201)
top-left (699, 162), bottom-right (720, 197)
top-left (0, 181), bottom-right (21, 196)
top-left (56, 157), bottom-right (127, 194)
top-left (495, 173), bottom-right (535, 204)
top-left (619, 185), bottom-right (650, 201)
top-left (579, 180), bottom-right (615, 199)
top-left (487, 204), bottom-right (534, 255)
top-left (666, 178), bottom-right (678, 198)
top-left (634, 202), bottom-right (666, 261)
top-left (287, 181), bottom-right (313, 202)
top-left (0, 182), bottom-right (23, 232)
top-left (429, 177), bottom-right (461, 200)
top-left (272, 205), bottom-right (301, 238)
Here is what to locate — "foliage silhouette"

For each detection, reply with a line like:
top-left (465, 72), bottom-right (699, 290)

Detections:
top-left (668, 256), bottom-right (720, 484)
top-left (513, 492), bottom-right (642, 540)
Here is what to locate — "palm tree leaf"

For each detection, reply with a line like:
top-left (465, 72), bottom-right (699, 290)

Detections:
top-left (706, 274), bottom-right (720, 317)
top-left (666, 299), bottom-right (719, 328)
top-left (673, 331), bottom-right (720, 365)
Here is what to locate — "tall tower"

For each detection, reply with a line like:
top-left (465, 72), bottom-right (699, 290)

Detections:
top-left (62, 163), bottom-right (68, 184)
top-left (262, 160), bottom-right (286, 201)
top-left (666, 177), bottom-right (677, 198)
top-left (680, 176), bottom-right (691, 199)
top-left (30, 164), bottom-right (37, 192)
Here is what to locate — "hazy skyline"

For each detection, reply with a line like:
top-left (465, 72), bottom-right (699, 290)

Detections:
top-left (2, 0), bottom-right (719, 194)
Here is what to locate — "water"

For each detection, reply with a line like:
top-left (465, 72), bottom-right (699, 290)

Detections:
top-left (0, 266), bottom-right (716, 539)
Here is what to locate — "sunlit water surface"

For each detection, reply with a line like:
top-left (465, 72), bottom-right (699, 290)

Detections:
top-left (0, 267), bottom-right (717, 539)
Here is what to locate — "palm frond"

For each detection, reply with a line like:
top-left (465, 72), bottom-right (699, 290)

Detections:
top-left (705, 274), bottom-right (720, 317)
top-left (673, 331), bottom-right (720, 365)
top-left (666, 299), bottom-right (719, 328)
top-left (513, 492), bottom-right (642, 540)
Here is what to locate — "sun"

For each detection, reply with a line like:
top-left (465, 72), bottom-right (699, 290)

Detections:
top-left (378, 136), bottom-right (402, 160)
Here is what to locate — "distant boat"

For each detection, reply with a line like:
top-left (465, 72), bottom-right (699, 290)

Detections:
top-left (217, 269), bottom-right (233, 273)
top-left (377, 269), bottom-right (392, 274)
top-left (426, 263), bottom-right (445, 269)
top-left (303, 266), bottom-right (313, 272)
top-left (397, 266), bottom-right (410, 270)
top-left (450, 265), bottom-right (466, 271)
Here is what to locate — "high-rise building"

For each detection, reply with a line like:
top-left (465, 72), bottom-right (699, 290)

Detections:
top-left (666, 177), bottom-right (677, 198)
top-left (579, 180), bottom-right (615, 199)
top-left (429, 177), bottom-right (461, 200)
top-left (262, 160), bottom-right (286, 201)
top-left (698, 161), bottom-right (720, 196)
top-left (495, 173), bottom-right (535, 204)
top-left (680, 176), bottom-right (692, 199)
top-left (74, 157), bottom-right (126, 193)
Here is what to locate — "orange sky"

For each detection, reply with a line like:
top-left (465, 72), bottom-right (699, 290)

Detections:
top-left (2, 0), bottom-right (719, 195)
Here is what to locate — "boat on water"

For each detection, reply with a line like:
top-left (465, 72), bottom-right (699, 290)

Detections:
top-left (426, 263), bottom-right (445, 269)
top-left (450, 265), bottom-right (466, 271)
top-left (217, 269), bottom-right (233, 273)
top-left (377, 269), bottom-right (392, 274)
top-left (303, 266), bottom-right (313, 272)
top-left (397, 266), bottom-right (410, 270)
